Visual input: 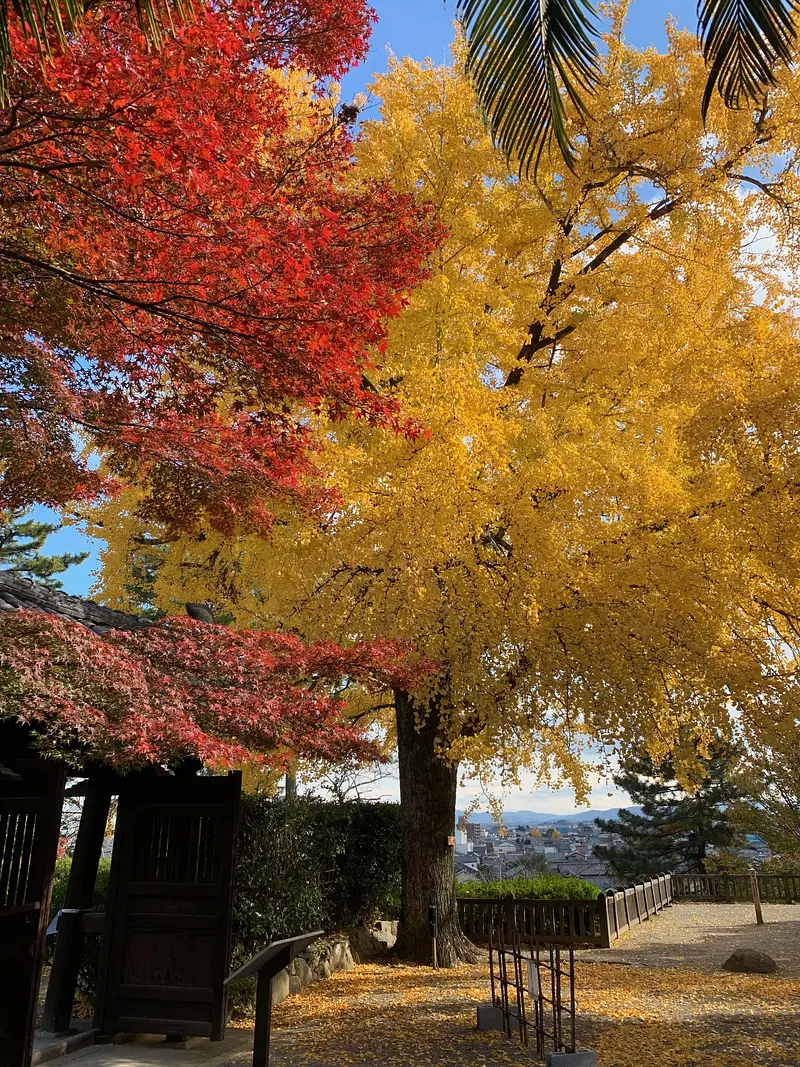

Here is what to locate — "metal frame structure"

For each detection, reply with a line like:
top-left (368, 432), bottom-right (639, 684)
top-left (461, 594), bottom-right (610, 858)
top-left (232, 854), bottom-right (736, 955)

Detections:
top-left (488, 899), bottom-right (577, 1058)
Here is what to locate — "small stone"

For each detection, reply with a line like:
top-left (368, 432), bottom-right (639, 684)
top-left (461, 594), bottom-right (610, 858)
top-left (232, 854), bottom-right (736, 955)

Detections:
top-left (289, 975), bottom-right (301, 995)
top-left (722, 948), bottom-right (778, 974)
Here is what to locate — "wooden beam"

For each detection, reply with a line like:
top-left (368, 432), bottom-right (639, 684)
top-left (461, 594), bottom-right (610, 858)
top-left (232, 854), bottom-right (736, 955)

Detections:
top-left (41, 782), bottom-right (111, 1035)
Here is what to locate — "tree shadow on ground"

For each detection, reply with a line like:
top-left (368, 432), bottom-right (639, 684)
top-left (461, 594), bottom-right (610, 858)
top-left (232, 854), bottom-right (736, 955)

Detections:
top-left (250, 954), bottom-right (800, 1067)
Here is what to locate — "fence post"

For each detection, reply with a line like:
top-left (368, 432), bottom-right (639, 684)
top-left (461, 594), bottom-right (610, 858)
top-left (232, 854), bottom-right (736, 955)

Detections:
top-left (749, 868), bottom-right (764, 925)
top-left (597, 892), bottom-right (612, 949)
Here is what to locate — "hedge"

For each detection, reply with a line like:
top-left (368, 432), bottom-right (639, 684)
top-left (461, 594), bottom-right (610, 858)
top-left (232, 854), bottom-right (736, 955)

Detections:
top-left (48, 857), bottom-right (111, 988)
top-left (457, 874), bottom-right (599, 901)
top-left (231, 796), bottom-right (402, 970)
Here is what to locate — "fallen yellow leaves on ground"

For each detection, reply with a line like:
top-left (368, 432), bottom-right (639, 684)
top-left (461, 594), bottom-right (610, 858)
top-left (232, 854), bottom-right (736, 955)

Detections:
top-left (234, 958), bottom-right (800, 1067)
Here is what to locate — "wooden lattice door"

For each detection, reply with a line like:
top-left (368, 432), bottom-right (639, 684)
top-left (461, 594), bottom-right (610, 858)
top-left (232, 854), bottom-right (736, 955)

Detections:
top-left (95, 773), bottom-right (241, 1040)
top-left (0, 760), bottom-right (65, 1067)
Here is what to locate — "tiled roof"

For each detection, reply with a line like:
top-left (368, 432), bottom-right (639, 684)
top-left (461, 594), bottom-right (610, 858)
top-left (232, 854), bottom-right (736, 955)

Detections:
top-left (0, 570), bottom-right (147, 634)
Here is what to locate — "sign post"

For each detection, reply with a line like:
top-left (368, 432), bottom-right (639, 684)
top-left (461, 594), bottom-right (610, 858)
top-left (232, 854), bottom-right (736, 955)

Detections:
top-left (225, 931), bottom-right (324, 1067)
top-left (428, 905), bottom-right (438, 970)
top-left (749, 868), bottom-right (764, 925)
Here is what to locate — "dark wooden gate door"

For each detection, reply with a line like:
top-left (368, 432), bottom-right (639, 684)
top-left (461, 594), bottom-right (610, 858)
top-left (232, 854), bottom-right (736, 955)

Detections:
top-left (95, 773), bottom-right (241, 1041)
top-left (0, 760), bottom-right (65, 1067)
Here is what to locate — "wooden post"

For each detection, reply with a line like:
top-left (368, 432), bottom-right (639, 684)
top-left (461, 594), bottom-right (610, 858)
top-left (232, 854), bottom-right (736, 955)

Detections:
top-left (252, 968), bottom-right (273, 1067)
top-left (749, 868), bottom-right (764, 925)
top-left (41, 781), bottom-right (111, 1034)
top-left (597, 892), bottom-right (611, 949)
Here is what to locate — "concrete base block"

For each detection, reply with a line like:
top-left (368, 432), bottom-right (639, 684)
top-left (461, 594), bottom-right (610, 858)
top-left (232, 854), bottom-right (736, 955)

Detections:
top-left (545, 1051), bottom-right (598, 1067)
top-left (476, 1005), bottom-right (521, 1033)
top-left (161, 1037), bottom-right (205, 1051)
top-left (476, 1005), bottom-right (504, 1031)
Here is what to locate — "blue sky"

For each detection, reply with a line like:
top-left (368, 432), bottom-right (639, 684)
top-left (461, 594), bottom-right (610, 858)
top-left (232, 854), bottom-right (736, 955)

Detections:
top-left (340, 0), bottom-right (699, 102)
top-left (22, 0), bottom-right (704, 812)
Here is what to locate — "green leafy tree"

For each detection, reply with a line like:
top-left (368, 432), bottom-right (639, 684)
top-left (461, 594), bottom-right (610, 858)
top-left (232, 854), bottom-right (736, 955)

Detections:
top-left (594, 741), bottom-right (747, 882)
top-left (730, 737), bottom-right (800, 865)
top-left (510, 852), bottom-right (549, 877)
top-left (0, 509), bottom-right (88, 587)
top-left (457, 0), bottom-right (800, 175)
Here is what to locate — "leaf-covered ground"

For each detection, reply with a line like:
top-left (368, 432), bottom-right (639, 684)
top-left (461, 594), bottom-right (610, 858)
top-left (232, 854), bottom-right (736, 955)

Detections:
top-left (229, 906), bottom-right (800, 1066)
top-left (228, 955), bottom-right (800, 1067)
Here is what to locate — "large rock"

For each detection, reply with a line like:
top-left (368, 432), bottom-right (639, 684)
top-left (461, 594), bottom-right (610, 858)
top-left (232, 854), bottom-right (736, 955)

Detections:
top-left (293, 958), bottom-right (314, 987)
top-left (349, 921), bottom-right (398, 963)
top-left (722, 948), bottom-right (778, 974)
top-left (330, 941), bottom-right (355, 973)
top-left (271, 968), bottom-right (291, 1005)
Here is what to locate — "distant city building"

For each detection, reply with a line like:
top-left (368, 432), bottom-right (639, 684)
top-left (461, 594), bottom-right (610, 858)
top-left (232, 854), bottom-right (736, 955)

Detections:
top-left (465, 822), bottom-right (486, 844)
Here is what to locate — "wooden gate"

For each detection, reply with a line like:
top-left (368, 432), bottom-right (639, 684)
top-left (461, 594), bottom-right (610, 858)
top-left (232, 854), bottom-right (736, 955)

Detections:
top-left (95, 772), bottom-right (241, 1041)
top-left (0, 760), bottom-right (65, 1067)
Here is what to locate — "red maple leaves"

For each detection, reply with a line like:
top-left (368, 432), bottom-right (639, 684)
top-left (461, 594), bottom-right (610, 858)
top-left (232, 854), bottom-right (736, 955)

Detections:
top-left (0, 1), bottom-right (439, 771)
top-left (0, 610), bottom-right (425, 769)
top-left (1, 0), bottom-right (438, 534)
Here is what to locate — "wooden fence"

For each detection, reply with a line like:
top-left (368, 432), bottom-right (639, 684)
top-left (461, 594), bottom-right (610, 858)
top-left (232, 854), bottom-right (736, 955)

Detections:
top-left (458, 896), bottom-right (608, 947)
top-left (600, 874), bottom-right (673, 945)
top-left (457, 870), bottom-right (800, 950)
top-left (672, 872), bottom-right (800, 903)
top-left (458, 875), bottom-right (673, 950)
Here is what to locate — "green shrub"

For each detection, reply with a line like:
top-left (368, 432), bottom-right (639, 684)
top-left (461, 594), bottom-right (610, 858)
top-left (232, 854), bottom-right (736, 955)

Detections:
top-left (230, 797), bottom-right (401, 971)
top-left (456, 874), bottom-right (599, 901)
top-left (48, 857), bottom-right (111, 923)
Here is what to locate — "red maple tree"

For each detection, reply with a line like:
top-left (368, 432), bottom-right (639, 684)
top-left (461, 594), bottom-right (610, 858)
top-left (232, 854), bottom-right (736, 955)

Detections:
top-left (0, 610), bottom-right (426, 769)
top-left (0, 1), bottom-right (440, 771)
top-left (0, 0), bottom-right (438, 534)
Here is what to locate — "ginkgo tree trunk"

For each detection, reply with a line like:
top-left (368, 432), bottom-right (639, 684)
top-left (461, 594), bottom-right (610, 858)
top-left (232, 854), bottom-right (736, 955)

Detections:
top-left (392, 689), bottom-right (478, 965)
top-left (95, 19), bottom-right (800, 962)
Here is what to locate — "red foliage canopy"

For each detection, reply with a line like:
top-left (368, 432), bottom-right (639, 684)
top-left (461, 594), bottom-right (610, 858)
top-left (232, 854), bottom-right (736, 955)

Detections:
top-left (0, 0), bottom-right (437, 532)
top-left (0, 610), bottom-right (422, 768)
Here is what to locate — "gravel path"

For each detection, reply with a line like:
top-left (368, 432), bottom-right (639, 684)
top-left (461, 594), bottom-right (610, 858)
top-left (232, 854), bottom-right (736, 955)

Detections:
top-left (580, 902), bottom-right (800, 976)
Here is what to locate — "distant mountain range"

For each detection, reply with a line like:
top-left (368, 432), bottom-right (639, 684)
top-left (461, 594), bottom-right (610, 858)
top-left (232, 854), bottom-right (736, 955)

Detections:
top-left (455, 806), bottom-right (643, 826)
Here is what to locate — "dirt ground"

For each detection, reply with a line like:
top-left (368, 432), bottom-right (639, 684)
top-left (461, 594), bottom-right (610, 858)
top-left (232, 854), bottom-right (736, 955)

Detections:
top-left (579, 901), bottom-right (800, 976)
top-left (244, 903), bottom-right (800, 1067)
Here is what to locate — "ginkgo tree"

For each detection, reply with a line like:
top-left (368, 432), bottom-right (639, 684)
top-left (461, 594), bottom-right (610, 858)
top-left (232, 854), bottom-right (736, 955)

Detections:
top-left (94, 20), bottom-right (800, 963)
top-left (458, 0), bottom-right (800, 175)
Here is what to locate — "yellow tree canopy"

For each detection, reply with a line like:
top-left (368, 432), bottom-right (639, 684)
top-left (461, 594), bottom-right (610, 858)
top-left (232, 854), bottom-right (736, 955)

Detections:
top-left (93, 21), bottom-right (800, 797)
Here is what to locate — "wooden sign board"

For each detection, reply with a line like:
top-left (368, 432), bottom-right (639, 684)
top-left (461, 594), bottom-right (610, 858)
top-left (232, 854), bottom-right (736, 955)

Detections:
top-left (224, 932), bottom-right (324, 1067)
top-left (225, 931), bottom-right (325, 985)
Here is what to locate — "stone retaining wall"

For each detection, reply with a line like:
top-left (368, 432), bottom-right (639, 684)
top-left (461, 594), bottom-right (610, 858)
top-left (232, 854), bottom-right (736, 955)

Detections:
top-left (235, 920), bottom-right (398, 1011)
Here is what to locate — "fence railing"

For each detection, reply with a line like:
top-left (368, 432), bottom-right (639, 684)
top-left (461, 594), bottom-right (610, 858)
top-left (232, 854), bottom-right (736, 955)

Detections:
top-left (600, 873), bottom-right (673, 945)
top-left (672, 872), bottom-right (800, 903)
top-left (458, 870), bottom-right (800, 950)
top-left (459, 896), bottom-right (607, 947)
top-left (458, 874), bottom-right (674, 950)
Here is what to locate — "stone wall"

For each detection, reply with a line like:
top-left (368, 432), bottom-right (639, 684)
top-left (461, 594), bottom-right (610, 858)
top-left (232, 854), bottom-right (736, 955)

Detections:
top-left (231, 921), bottom-right (399, 1013)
